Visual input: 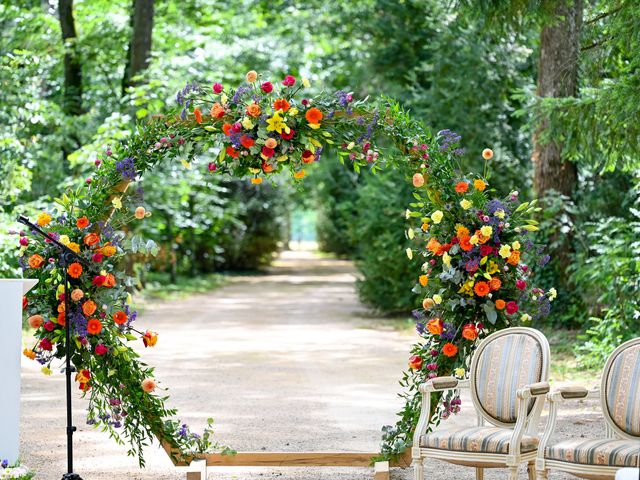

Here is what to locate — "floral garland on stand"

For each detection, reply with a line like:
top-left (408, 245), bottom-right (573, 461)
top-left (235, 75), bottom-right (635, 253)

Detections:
top-left (15, 68), bottom-right (552, 466)
top-left (377, 140), bottom-right (555, 461)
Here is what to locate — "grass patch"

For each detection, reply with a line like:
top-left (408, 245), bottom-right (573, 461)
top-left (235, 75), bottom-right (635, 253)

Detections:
top-left (138, 272), bottom-right (227, 301)
top-left (541, 327), bottom-right (600, 384)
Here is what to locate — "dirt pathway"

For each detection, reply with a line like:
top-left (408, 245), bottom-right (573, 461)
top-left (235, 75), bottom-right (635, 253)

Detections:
top-left (19, 251), bottom-right (604, 479)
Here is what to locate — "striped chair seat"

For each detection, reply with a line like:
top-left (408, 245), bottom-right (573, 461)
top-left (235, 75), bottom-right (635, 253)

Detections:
top-left (546, 439), bottom-right (639, 467)
top-left (420, 426), bottom-right (539, 454)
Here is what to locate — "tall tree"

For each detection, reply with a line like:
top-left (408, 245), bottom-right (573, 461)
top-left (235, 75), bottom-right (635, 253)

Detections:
top-left (58, 0), bottom-right (83, 115)
top-left (532, 0), bottom-right (583, 198)
top-left (122, 0), bottom-right (154, 94)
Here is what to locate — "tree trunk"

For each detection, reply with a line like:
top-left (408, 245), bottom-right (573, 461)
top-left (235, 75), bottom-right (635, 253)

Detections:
top-left (122, 0), bottom-right (155, 94)
top-left (58, 0), bottom-right (83, 116)
top-left (532, 0), bottom-right (583, 199)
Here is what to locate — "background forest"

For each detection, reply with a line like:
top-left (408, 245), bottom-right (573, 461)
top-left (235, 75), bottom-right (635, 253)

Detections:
top-left (1, 0), bottom-right (638, 368)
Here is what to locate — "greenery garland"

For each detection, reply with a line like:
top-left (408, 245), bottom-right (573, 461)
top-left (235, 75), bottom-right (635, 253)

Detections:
top-left (16, 69), bottom-right (552, 465)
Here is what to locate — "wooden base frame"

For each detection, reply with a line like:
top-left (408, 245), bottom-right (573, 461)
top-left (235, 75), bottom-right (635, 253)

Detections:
top-left (175, 449), bottom-right (412, 480)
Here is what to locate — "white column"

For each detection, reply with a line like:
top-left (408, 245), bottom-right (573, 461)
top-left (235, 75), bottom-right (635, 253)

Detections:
top-left (0, 279), bottom-right (38, 464)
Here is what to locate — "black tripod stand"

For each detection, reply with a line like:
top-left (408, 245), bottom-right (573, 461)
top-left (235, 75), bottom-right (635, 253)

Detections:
top-left (18, 215), bottom-right (88, 480)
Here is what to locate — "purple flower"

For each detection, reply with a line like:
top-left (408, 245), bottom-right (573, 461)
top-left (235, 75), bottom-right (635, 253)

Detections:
top-left (116, 157), bottom-right (137, 181)
top-left (538, 255), bottom-right (551, 267)
top-left (178, 424), bottom-right (189, 437)
top-left (441, 322), bottom-right (457, 340)
top-left (486, 199), bottom-right (510, 215)
top-left (1, 459), bottom-right (8, 468)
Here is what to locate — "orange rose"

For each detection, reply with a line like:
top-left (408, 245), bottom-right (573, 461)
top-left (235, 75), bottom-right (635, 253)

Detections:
top-left (87, 318), bottom-right (102, 335)
top-left (57, 311), bottom-right (66, 327)
top-left (210, 102), bottom-right (225, 119)
top-left (57, 302), bottom-right (65, 313)
top-left (489, 277), bottom-right (502, 291)
top-left (113, 311), bottom-right (128, 325)
top-left (28, 315), bottom-right (44, 329)
top-left (67, 262), bottom-right (83, 279)
top-left (273, 98), bottom-right (290, 112)
top-left (455, 181), bottom-right (469, 193)
top-left (246, 103), bottom-right (261, 118)
top-left (84, 233), bottom-right (100, 247)
top-left (474, 281), bottom-right (490, 297)
top-left (507, 250), bottom-right (521, 266)
top-left (76, 216), bottom-right (90, 229)
top-left (222, 123), bottom-right (233, 136)
top-left (71, 289), bottom-right (84, 301)
top-left (462, 323), bottom-right (478, 341)
top-left (495, 299), bottom-right (506, 310)
top-left (408, 355), bottom-right (423, 370)
top-left (103, 273), bottom-right (116, 288)
top-left (293, 170), bottom-right (305, 179)
top-left (422, 298), bottom-right (435, 310)
top-left (82, 300), bottom-right (97, 316)
top-left (265, 138), bottom-right (278, 149)
top-left (75, 369), bottom-right (90, 384)
top-left (67, 242), bottom-right (81, 253)
top-left (305, 107), bottom-right (323, 124)
top-left (427, 318), bottom-right (443, 335)
top-left (141, 378), bottom-right (157, 393)
top-left (301, 150), bottom-right (315, 164)
top-left (442, 343), bottom-right (458, 358)
top-left (427, 237), bottom-right (442, 254)
top-left (143, 330), bottom-right (158, 347)
top-left (28, 254), bottom-right (45, 269)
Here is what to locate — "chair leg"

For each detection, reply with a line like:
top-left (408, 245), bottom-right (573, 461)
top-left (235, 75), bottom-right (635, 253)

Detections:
top-left (413, 457), bottom-right (424, 480)
top-left (527, 462), bottom-right (536, 480)
top-left (508, 466), bottom-right (519, 480)
top-left (476, 467), bottom-right (484, 480)
top-left (536, 469), bottom-right (548, 480)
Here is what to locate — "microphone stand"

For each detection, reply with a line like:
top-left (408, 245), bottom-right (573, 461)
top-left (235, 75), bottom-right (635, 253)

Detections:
top-left (18, 215), bottom-right (89, 480)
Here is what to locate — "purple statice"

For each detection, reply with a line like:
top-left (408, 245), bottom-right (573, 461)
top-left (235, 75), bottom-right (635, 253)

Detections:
top-left (538, 255), bottom-right (551, 267)
top-left (1, 459), bottom-right (9, 468)
top-left (70, 307), bottom-right (88, 336)
top-left (232, 86), bottom-right (249, 105)
top-left (441, 322), bottom-right (457, 341)
top-left (96, 221), bottom-right (115, 242)
top-left (486, 199), bottom-right (510, 215)
top-left (123, 306), bottom-right (138, 329)
top-left (18, 256), bottom-right (27, 270)
top-left (412, 309), bottom-right (426, 321)
top-left (180, 109), bottom-right (187, 120)
top-left (112, 421), bottom-right (122, 429)
top-left (86, 418), bottom-right (96, 425)
top-left (314, 147), bottom-right (324, 162)
top-left (534, 296), bottom-right (552, 320)
top-left (416, 322), bottom-right (426, 335)
top-left (453, 148), bottom-right (465, 156)
top-left (437, 129), bottom-right (462, 151)
top-left (335, 91), bottom-right (352, 107)
top-left (178, 424), bottom-right (189, 437)
top-left (98, 413), bottom-right (111, 421)
top-left (356, 116), bottom-right (365, 125)
top-left (116, 157), bottom-right (137, 181)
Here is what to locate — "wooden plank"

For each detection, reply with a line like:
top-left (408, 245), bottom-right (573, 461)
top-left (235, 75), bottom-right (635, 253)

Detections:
top-left (185, 472), bottom-right (201, 480)
top-left (202, 452), bottom-right (379, 467)
top-left (374, 461), bottom-right (390, 480)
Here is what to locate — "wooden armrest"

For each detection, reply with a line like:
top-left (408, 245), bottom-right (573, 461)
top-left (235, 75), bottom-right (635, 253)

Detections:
top-left (419, 376), bottom-right (466, 393)
top-left (517, 381), bottom-right (550, 398)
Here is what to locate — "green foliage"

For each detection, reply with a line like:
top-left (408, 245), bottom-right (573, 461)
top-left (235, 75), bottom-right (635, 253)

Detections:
top-left (353, 170), bottom-right (419, 313)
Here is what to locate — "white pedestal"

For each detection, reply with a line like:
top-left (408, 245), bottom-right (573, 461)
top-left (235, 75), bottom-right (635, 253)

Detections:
top-left (0, 279), bottom-right (38, 464)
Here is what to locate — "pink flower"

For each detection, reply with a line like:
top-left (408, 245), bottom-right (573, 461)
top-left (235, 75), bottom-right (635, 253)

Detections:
top-left (95, 158), bottom-right (101, 167)
top-left (516, 280), bottom-right (526, 290)
top-left (208, 162), bottom-right (217, 172)
top-left (141, 378), bottom-right (156, 393)
top-left (92, 253), bottom-right (104, 263)
top-left (40, 338), bottom-right (52, 351)
top-left (506, 301), bottom-right (519, 315)
top-left (261, 82), bottom-right (273, 93)
top-left (282, 75), bottom-right (296, 87)
top-left (212, 83), bottom-right (223, 94)
top-left (479, 245), bottom-right (493, 257)
top-left (43, 321), bottom-right (55, 332)
top-left (86, 178), bottom-right (92, 184)
top-left (19, 237), bottom-right (28, 246)
top-left (95, 344), bottom-right (108, 356)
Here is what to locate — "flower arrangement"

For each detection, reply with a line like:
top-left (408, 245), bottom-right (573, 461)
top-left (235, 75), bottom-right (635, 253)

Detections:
top-left (0, 460), bottom-right (33, 480)
top-left (378, 137), bottom-right (554, 461)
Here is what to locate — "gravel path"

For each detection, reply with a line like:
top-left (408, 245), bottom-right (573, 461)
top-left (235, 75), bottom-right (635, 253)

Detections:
top-left (19, 251), bottom-right (604, 479)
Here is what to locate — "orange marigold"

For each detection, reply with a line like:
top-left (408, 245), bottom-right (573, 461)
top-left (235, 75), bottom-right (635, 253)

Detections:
top-left (419, 275), bottom-right (429, 287)
top-left (442, 343), bottom-right (458, 357)
top-left (67, 262), bottom-right (83, 279)
top-left (474, 281), bottom-right (490, 297)
top-left (87, 318), bottom-right (102, 335)
top-left (455, 181), bottom-right (469, 193)
top-left (273, 98), bottom-right (290, 112)
top-left (459, 236), bottom-right (473, 252)
top-left (76, 216), bottom-right (90, 229)
top-left (456, 225), bottom-right (470, 238)
top-left (23, 348), bottom-right (36, 360)
top-left (473, 179), bottom-right (486, 191)
top-left (100, 243), bottom-right (117, 257)
top-left (305, 107), bottom-right (323, 124)
top-left (427, 237), bottom-right (442, 254)
top-left (495, 299), bottom-right (506, 310)
top-left (489, 277), bottom-right (502, 291)
top-left (113, 311), bottom-right (128, 325)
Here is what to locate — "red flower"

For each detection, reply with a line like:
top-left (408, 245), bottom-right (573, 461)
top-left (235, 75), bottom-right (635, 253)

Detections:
top-left (92, 275), bottom-right (106, 287)
top-left (480, 245), bottom-right (493, 257)
top-left (261, 146), bottom-right (275, 158)
top-left (281, 129), bottom-right (295, 140)
top-left (22, 296), bottom-right (27, 310)
top-left (208, 162), bottom-right (217, 172)
top-left (40, 338), bottom-right (52, 351)
top-left (76, 216), bottom-right (90, 229)
top-left (92, 253), bottom-right (104, 263)
top-left (516, 280), bottom-right (527, 290)
top-left (261, 81), bottom-right (273, 93)
top-left (408, 355), bottom-right (423, 370)
top-left (240, 135), bottom-right (255, 148)
top-left (506, 301), bottom-right (519, 315)
top-left (95, 344), bottom-right (108, 356)
top-left (113, 311), bottom-right (128, 325)
top-left (282, 75), bottom-right (296, 87)
top-left (455, 181), bottom-right (469, 193)
top-left (43, 321), bottom-right (55, 332)
top-left (212, 83), bottom-right (223, 94)
top-left (87, 318), bottom-right (103, 335)
top-left (222, 123), bottom-right (233, 136)
top-left (301, 150), bottom-right (315, 164)
top-left (226, 146), bottom-right (239, 158)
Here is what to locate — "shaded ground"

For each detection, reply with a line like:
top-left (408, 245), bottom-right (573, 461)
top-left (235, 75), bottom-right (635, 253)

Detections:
top-left (20, 251), bottom-right (604, 479)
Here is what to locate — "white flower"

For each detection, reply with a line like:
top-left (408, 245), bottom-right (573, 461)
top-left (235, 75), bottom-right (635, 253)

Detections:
top-left (302, 78), bottom-right (311, 88)
top-left (406, 248), bottom-right (413, 260)
top-left (431, 210), bottom-right (444, 224)
top-left (548, 287), bottom-right (557, 301)
top-left (521, 313), bottom-right (532, 322)
top-left (407, 228), bottom-right (415, 240)
top-left (405, 209), bottom-right (412, 220)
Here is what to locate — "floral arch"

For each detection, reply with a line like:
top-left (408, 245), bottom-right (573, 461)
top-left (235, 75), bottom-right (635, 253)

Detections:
top-left (18, 70), bottom-right (552, 470)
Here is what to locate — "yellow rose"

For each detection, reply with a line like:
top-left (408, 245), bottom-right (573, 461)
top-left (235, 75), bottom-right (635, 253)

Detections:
top-left (470, 235), bottom-right (479, 245)
top-left (442, 252), bottom-right (451, 268)
top-left (499, 245), bottom-right (512, 258)
top-left (59, 235), bottom-right (70, 246)
top-left (495, 209), bottom-right (506, 219)
top-left (460, 199), bottom-right (472, 210)
top-left (512, 241), bottom-right (521, 250)
top-left (68, 242), bottom-right (80, 253)
top-left (432, 294), bottom-right (442, 304)
top-left (242, 117), bottom-right (254, 130)
top-left (302, 78), bottom-right (311, 88)
top-left (221, 93), bottom-right (228, 104)
top-left (480, 226), bottom-right (492, 237)
top-left (431, 210), bottom-right (444, 224)
top-left (288, 107), bottom-right (299, 116)
top-left (454, 368), bottom-right (465, 377)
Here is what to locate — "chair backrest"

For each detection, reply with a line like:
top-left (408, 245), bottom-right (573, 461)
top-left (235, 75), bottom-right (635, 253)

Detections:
top-left (470, 327), bottom-right (550, 428)
top-left (602, 337), bottom-right (640, 439)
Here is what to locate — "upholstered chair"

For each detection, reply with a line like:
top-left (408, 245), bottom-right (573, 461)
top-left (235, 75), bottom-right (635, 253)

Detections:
top-left (412, 327), bottom-right (551, 480)
top-left (536, 337), bottom-right (640, 479)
